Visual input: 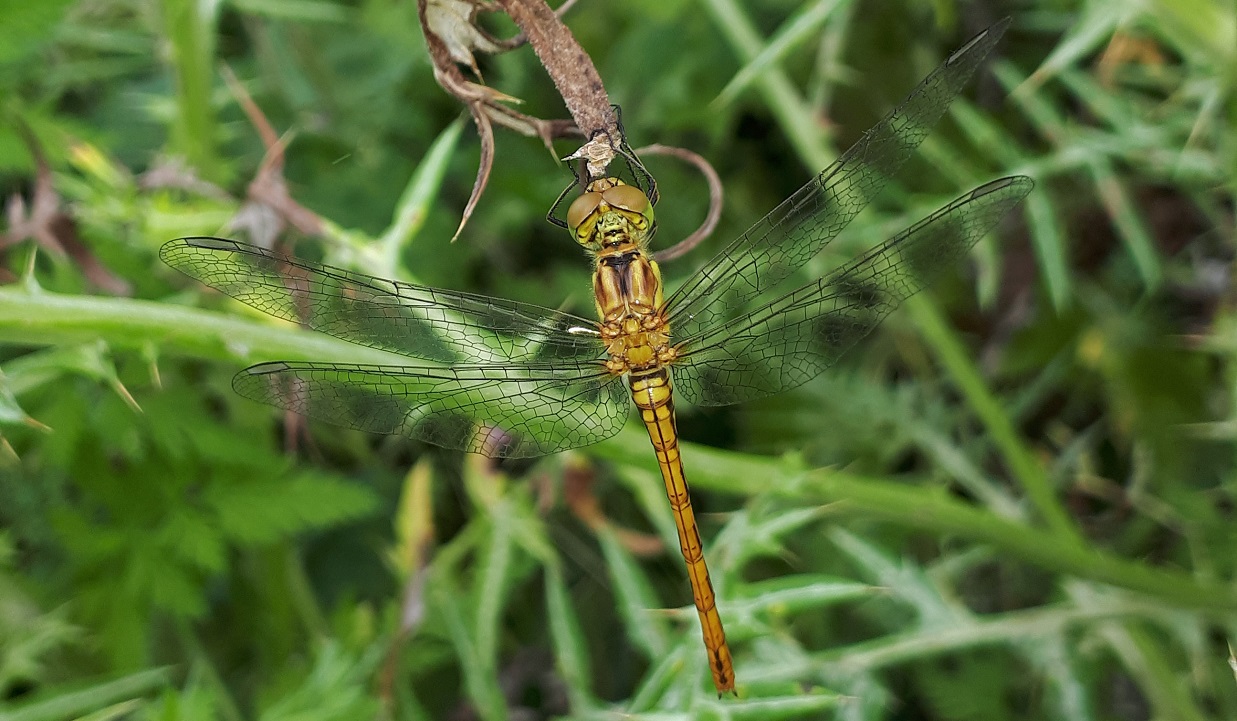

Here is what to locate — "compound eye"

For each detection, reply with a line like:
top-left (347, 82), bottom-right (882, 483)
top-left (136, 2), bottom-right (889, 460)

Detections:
top-left (601, 184), bottom-right (651, 214)
top-left (566, 191), bottom-right (603, 232)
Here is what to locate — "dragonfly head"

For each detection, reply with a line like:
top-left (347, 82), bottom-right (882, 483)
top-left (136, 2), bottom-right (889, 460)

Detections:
top-left (567, 178), bottom-right (654, 251)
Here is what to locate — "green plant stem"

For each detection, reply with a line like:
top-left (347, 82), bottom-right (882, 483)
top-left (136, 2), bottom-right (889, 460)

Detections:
top-left (174, 619), bottom-right (245, 721)
top-left (800, 471), bottom-right (1236, 610)
top-left (3, 667), bottom-right (173, 721)
top-left (817, 600), bottom-right (1173, 673)
top-left (1101, 621), bottom-right (1210, 721)
top-left (159, 0), bottom-right (221, 179)
top-left (906, 296), bottom-right (1085, 547)
top-left (284, 545), bottom-right (329, 639)
top-left (590, 432), bottom-right (1237, 611)
top-left (699, 0), bottom-right (833, 170)
top-left (0, 285), bottom-right (408, 367)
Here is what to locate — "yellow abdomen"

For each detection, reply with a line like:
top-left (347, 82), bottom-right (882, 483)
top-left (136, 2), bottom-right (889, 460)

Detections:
top-left (629, 367), bottom-right (735, 694)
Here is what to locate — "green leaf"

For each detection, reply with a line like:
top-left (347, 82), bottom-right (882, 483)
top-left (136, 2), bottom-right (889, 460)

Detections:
top-left (1, 668), bottom-right (172, 721)
top-left (0, 0), bottom-right (75, 66)
top-left (206, 472), bottom-right (379, 545)
top-left (544, 565), bottom-right (595, 710)
top-left (256, 643), bottom-right (381, 721)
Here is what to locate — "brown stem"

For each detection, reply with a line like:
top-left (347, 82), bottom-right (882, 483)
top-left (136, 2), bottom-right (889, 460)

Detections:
top-left (641, 144), bottom-right (725, 263)
top-left (221, 63), bottom-right (324, 242)
top-left (489, 0), bottom-right (580, 50)
top-left (495, 0), bottom-right (614, 140)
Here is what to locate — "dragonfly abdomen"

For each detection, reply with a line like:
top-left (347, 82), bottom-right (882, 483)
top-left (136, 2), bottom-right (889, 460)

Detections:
top-left (629, 367), bottom-right (736, 694)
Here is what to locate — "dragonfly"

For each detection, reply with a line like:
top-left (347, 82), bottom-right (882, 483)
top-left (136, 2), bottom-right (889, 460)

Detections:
top-left (161, 20), bottom-right (1031, 695)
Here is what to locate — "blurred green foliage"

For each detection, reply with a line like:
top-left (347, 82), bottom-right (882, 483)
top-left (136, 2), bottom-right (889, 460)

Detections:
top-left (1, 0), bottom-right (1235, 719)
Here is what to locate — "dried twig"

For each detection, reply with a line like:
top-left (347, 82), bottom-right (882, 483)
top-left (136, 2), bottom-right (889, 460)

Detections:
top-left (563, 458), bottom-right (666, 556)
top-left (419, 0), bottom-right (645, 239)
top-left (138, 156), bottom-right (232, 201)
top-left (489, 0), bottom-right (580, 50)
top-left (2, 121), bottom-right (132, 294)
top-left (497, 0), bottom-right (640, 186)
top-left (220, 65), bottom-right (324, 247)
top-left (419, 2), bottom-right (718, 251)
top-left (495, 0), bottom-right (614, 141)
top-left (218, 66), bottom-right (340, 449)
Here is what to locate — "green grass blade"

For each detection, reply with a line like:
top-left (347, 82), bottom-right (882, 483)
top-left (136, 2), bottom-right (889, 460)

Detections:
top-left (375, 119), bottom-right (466, 276)
top-left (158, 0), bottom-right (221, 179)
top-left (700, 0), bottom-right (833, 170)
top-left (1086, 158), bottom-right (1163, 289)
top-left (544, 565), bottom-right (596, 711)
top-left (714, 0), bottom-right (849, 107)
top-left (907, 296), bottom-right (1084, 545)
top-left (3, 668), bottom-right (173, 721)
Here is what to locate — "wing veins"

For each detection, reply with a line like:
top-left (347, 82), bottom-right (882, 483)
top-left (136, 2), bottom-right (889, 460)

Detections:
top-left (663, 20), bottom-right (1010, 339)
top-left (673, 176), bottom-right (1033, 406)
top-left (160, 237), bottom-right (602, 365)
top-left (233, 360), bottom-right (626, 458)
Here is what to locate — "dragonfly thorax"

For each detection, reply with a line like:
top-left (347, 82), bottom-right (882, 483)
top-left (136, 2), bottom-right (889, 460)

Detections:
top-left (595, 249), bottom-right (675, 375)
top-left (600, 312), bottom-right (675, 374)
top-left (570, 178), bottom-right (671, 374)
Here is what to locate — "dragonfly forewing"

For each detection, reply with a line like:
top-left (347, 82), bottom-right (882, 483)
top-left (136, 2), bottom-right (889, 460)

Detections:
top-left (664, 18), bottom-right (1011, 342)
top-left (233, 361), bottom-right (628, 458)
top-left (673, 175), bottom-right (1034, 406)
top-left (161, 237), bottom-right (603, 366)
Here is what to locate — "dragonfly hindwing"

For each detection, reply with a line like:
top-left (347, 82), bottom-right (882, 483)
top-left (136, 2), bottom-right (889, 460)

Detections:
top-left (233, 361), bottom-right (629, 458)
top-left (672, 176), bottom-right (1034, 407)
top-left (664, 19), bottom-right (1011, 345)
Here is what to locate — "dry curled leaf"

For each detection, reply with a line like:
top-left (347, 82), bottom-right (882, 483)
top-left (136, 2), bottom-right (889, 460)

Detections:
top-left (422, 0), bottom-right (505, 77)
top-left (418, 0), bottom-right (636, 238)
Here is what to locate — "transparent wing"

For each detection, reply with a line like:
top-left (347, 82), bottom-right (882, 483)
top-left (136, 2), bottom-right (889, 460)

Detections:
top-left (233, 360), bottom-right (628, 458)
top-left (664, 20), bottom-right (1009, 339)
top-left (673, 176), bottom-right (1033, 406)
top-left (160, 237), bottom-right (603, 365)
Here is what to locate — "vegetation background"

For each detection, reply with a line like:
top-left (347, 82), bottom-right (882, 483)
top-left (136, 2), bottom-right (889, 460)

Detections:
top-left (1, 0), bottom-right (1234, 719)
